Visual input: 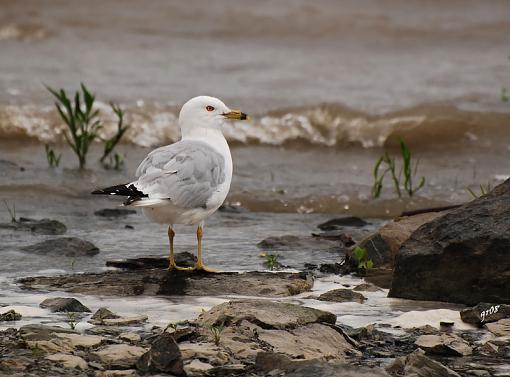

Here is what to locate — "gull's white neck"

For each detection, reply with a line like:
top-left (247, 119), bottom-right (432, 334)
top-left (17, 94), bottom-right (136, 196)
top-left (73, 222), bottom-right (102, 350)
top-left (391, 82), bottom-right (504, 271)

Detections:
top-left (181, 126), bottom-right (232, 178)
top-left (181, 126), bottom-right (227, 151)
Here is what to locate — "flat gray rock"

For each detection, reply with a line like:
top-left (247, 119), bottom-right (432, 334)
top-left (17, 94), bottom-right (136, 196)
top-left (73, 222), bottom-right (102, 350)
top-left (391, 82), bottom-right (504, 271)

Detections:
top-left (40, 297), bottom-right (91, 313)
top-left (460, 303), bottom-right (510, 326)
top-left (415, 334), bottom-right (472, 357)
top-left (318, 288), bottom-right (367, 303)
top-left (94, 208), bottom-right (137, 218)
top-left (20, 271), bottom-right (313, 298)
top-left (0, 217), bottom-right (66, 235)
top-left (198, 299), bottom-right (336, 330)
top-left (387, 349), bottom-right (460, 377)
top-left (21, 237), bottom-right (99, 257)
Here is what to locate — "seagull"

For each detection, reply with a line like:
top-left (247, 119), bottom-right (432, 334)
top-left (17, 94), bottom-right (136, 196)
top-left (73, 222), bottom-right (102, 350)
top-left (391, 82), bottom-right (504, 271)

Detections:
top-left (92, 96), bottom-right (247, 272)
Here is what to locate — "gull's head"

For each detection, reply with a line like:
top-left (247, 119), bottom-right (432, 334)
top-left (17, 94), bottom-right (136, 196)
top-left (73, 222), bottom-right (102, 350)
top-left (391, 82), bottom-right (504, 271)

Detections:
top-left (179, 96), bottom-right (247, 136)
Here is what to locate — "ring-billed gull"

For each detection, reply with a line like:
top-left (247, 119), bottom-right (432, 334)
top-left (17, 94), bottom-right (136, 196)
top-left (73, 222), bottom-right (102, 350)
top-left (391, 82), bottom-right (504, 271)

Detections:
top-left (92, 96), bottom-right (247, 272)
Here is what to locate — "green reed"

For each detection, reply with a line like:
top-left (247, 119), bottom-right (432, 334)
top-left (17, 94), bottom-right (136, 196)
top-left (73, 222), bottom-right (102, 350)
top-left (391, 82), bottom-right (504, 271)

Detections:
top-left (352, 246), bottom-right (373, 270)
top-left (46, 84), bottom-right (128, 169)
top-left (2, 200), bottom-right (17, 223)
top-left (466, 182), bottom-right (492, 199)
top-left (372, 139), bottom-right (425, 199)
top-left (44, 144), bottom-right (61, 167)
top-left (46, 83), bottom-right (102, 169)
top-left (100, 103), bottom-right (129, 169)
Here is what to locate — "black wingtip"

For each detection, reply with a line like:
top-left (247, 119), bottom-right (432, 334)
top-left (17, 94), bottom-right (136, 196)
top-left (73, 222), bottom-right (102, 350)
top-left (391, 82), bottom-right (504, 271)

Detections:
top-left (91, 189), bottom-right (103, 195)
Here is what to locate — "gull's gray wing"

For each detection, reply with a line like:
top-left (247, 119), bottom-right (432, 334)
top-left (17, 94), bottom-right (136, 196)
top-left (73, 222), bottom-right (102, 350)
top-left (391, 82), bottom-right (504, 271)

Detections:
top-left (134, 140), bottom-right (226, 209)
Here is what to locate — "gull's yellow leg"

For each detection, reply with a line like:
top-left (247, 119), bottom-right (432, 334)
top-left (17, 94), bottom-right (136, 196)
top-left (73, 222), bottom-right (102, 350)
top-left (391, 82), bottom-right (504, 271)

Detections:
top-left (195, 224), bottom-right (217, 272)
top-left (167, 225), bottom-right (192, 271)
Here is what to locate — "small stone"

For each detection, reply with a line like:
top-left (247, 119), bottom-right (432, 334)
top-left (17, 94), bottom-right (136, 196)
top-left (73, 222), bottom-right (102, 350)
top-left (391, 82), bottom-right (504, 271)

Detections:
top-left (415, 334), bottom-right (472, 356)
top-left (46, 353), bottom-right (88, 369)
top-left (209, 364), bottom-right (246, 376)
top-left (94, 208), bottom-right (137, 218)
top-left (22, 237), bottom-right (99, 257)
top-left (91, 315), bottom-right (148, 326)
top-left (318, 289), bottom-right (367, 303)
top-left (91, 307), bottom-right (121, 321)
top-left (460, 303), bottom-right (510, 325)
top-left (40, 297), bottom-right (90, 313)
top-left (467, 370), bottom-right (491, 377)
top-left (478, 341), bottom-right (498, 355)
top-left (317, 217), bottom-right (368, 230)
top-left (19, 324), bottom-right (76, 341)
top-left (119, 332), bottom-right (141, 343)
top-left (136, 333), bottom-right (184, 375)
top-left (0, 217), bottom-right (67, 235)
top-left (91, 344), bottom-right (147, 369)
top-left (0, 309), bottom-right (22, 321)
top-left (353, 283), bottom-right (382, 292)
top-left (485, 318), bottom-right (510, 336)
top-left (184, 359), bottom-right (214, 376)
top-left (179, 342), bottom-right (230, 365)
top-left (53, 332), bottom-right (105, 348)
top-left (387, 349), bottom-right (460, 377)
top-left (96, 370), bottom-right (138, 377)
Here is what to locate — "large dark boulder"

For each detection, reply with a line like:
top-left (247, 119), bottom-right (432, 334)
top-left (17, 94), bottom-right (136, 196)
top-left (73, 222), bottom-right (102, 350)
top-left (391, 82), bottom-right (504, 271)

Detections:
top-left (389, 179), bottom-right (510, 305)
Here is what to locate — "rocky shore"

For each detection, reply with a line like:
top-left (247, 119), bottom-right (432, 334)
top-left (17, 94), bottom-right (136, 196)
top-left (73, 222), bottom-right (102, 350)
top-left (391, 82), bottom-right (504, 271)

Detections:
top-left (2, 180), bottom-right (510, 376)
top-left (1, 293), bottom-right (508, 376)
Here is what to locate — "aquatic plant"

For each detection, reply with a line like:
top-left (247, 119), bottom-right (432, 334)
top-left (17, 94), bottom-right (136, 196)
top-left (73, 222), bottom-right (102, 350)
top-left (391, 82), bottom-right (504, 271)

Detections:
top-left (372, 139), bottom-right (425, 198)
top-left (65, 311), bottom-right (78, 330)
top-left (466, 182), bottom-right (492, 198)
top-left (44, 144), bottom-right (61, 167)
top-left (100, 103), bottom-right (129, 170)
top-left (30, 343), bottom-right (46, 357)
top-left (352, 246), bottom-right (374, 270)
top-left (260, 252), bottom-right (282, 271)
top-left (502, 88), bottom-right (509, 102)
top-left (46, 83), bottom-right (102, 169)
top-left (207, 324), bottom-right (224, 346)
top-left (2, 200), bottom-right (18, 223)
top-left (103, 152), bottom-right (125, 171)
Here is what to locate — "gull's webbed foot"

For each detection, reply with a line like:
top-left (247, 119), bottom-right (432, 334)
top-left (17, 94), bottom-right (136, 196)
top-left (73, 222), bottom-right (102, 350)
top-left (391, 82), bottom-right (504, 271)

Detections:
top-left (193, 263), bottom-right (218, 273)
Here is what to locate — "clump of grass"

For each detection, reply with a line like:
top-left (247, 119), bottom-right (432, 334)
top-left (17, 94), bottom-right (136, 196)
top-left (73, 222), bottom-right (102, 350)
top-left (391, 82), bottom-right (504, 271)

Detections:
top-left (502, 87), bottom-right (509, 102)
top-left (352, 246), bottom-right (374, 270)
top-left (103, 152), bottom-right (125, 170)
top-left (259, 252), bottom-right (282, 271)
top-left (30, 343), bottom-right (46, 357)
top-left (65, 312), bottom-right (79, 330)
top-left (372, 139), bottom-right (425, 199)
top-left (44, 144), bottom-right (61, 167)
top-left (46, 83), bottom-right (102, 169)
top-left (3, 200), bottom-right (18, 223)
top-left (100, 103), bottom-right (129, 170)
top-left (466, 182), bottom-right (492, 199)
top-left (206, 324), bottom-right (224, 346)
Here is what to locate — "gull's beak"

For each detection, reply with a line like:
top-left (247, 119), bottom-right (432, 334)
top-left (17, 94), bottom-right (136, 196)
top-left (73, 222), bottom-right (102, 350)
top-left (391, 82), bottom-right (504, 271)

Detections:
top-left (222, 109), bottom-right (248, 120)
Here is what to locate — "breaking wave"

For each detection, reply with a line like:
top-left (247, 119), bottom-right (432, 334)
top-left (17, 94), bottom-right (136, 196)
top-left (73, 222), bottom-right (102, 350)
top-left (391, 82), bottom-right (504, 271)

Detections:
top-left (0, 102), bottom-right (508, 148)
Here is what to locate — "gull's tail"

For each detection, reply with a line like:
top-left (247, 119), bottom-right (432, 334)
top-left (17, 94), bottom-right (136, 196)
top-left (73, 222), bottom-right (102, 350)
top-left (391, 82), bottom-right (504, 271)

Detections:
top-left (91, 183), bottom-right (148, 205)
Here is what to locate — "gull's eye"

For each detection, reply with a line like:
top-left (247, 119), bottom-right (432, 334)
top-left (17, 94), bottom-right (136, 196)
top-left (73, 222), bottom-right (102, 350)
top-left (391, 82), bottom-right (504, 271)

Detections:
top-left (206, 105), bottom-right (215, 112)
